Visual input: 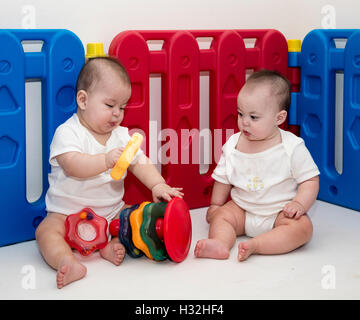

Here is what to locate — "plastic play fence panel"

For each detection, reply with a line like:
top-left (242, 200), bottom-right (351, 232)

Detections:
top-left (289, 29), bottom-right (360, 211)
top-left (0, 29), bottom-right (84, 246)
top-left (1, 28), bottom-right (289, 247)
top-left (109, 29), bottom-right (289, 209)
top-left (5, 27), bottom-right (360, 248)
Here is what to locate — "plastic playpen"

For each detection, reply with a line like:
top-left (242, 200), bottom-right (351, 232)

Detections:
top-left (1, 28), bottom-right (360, 246)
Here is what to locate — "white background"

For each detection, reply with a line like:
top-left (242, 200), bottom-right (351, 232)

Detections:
top-left (2, 0), bottom-right (359, 46)
top-left (1, 1), bottom-right (360, 299)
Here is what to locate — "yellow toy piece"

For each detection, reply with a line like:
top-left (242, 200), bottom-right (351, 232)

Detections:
top-left (111, 132), bottom-right (144, 180)
top-left (85, 43), bottom-right (107, 59)
top-left (130, 202), bottom-right (153, 259)
top-left (287, 39), bottom-right (302, 52)
top-left (79, 211), bottom-right (87, 219)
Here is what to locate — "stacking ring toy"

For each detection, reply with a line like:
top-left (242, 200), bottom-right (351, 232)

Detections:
top-left (64, 208), bottom-right (108, 256)
top-left (111, 132), bottom-right (143, 180)
top-left (109, 197), bottom-right (192, 263)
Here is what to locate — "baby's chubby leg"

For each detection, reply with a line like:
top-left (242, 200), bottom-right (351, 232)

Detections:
top-left (237, 211), bottom-right (313, 261)
top-left (195, 200), bottom-right (245, 259)
top-left (35, 213), bottom-right (86, 289)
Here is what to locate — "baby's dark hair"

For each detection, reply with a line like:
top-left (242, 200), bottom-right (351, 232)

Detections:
top-left (76, 56), bottom-right (131, 92)
top-left (246, 69), bottom-right (291, 111)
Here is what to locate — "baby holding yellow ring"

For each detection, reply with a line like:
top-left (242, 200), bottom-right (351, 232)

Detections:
top-left (36, 57), bottom-right (184, 289)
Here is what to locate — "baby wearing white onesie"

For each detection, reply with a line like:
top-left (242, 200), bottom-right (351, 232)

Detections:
top-left (45, 113), bottom-right (144, 222)
top-left (212, 129), bottom-right (320, 237)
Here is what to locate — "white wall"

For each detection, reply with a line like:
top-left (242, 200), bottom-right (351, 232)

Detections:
top-left (1, 0), bottom-right (358, 202)
top-left (1, 0), bottom-right (360, 50)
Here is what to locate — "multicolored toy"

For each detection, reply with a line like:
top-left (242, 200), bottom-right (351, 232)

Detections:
top-left (110, 197), bottom-right (192, 262)
top-left (64, 208), bottom-right (108, 256)
top-left (64, 198), bottom-right (192, 262)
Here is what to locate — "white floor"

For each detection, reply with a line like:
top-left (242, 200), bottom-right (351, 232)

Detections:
top-left (0, 200), bottom-right (359, 300)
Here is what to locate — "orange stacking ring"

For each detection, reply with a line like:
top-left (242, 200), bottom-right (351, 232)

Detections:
top-left (129, 201), bottom-right (152, 259)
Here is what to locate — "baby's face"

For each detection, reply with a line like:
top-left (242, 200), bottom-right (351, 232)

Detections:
top-left (79, 69), bottom-right (131, 135)
top-left (237, 82), bottom-right (285, 142)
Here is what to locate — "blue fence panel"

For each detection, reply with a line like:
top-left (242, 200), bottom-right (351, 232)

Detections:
top-left (0, 29), bottom-right (84, 246)
top-left (298, 29), bottom-right (360, 211)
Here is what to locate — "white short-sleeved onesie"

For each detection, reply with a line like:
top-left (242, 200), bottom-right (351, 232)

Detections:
top-left (45, 114), bottom-right (144, 222)
top-left (212, 129), bottom-right (320, 237)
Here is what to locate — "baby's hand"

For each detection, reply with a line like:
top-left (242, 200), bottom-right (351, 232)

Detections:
top-left (206, 204), bottom-right (220, 223)
top-left (152, 183), bottom-right (184, 203)
top-left (283, 200), bottom-right (306, 219)
top-left (105, 147), bottom-right (124, 169)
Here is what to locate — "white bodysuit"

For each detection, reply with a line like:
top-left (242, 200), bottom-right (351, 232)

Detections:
top-left (45, 114), bottom-right (144, 222)
top-left (212, 129), bottom-right (320, 237)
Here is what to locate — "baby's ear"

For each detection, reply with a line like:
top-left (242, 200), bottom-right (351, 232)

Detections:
top-left (76, 90), bottom-right (88, 110)
top-left (276, 110), bottom-right (287, 126)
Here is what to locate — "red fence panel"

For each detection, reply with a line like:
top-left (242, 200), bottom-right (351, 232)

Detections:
top-left (109, 29), bottom-right (288, 209)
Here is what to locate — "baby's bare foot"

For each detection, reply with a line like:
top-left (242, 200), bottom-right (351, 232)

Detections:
top-left (56, 256), bottom-right (87, 289)
top-left (100, 239), bottom-right (126, 266)
top-left (238, 240), bottom-right (257, 262)
top-left (194, 239), bottom-right (229, 259)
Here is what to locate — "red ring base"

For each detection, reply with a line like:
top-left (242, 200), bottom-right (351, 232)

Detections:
top-left (164, 198), bottom-right (192, 262)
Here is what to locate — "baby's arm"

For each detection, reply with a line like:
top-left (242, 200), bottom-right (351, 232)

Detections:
top-left (56, 148), bottom-right (123, 178)
top-left (129, 154), bottom-right (184, 202)
top-left (283, 175), bottom-right (319, 219)
top-left (206, 181), bottom-right (232, 223)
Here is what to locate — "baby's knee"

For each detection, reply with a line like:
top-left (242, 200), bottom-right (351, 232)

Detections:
top-left (297, 215), bottom-right (313, 240)
top-left (35, 214), bottom-right (66, 241)
top-left (210, 207), bottom-right (236, 226)
top-left (206, 205), bottom-right (222, 223)
top-left (35, 221), bottom-right (50, 242)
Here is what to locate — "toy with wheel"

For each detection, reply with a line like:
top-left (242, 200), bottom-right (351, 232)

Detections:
top-left (109, 197), bottom-right (192, 262)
